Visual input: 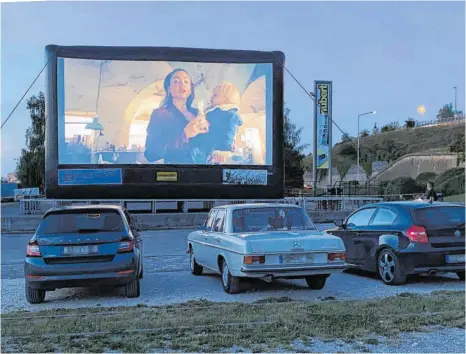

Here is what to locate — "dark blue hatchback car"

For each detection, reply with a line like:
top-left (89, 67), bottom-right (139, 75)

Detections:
top-left (328, 202), bottom-right (465, 285)
top-left (24, 205), bottom-right (143, 303)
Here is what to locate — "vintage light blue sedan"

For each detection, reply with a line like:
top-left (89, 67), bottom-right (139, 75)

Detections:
top-left (187, 204), bottom-right (347, 293)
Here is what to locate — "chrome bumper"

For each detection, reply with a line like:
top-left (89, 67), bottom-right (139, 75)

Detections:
top-left (240, 263), bottom-right (348, 273)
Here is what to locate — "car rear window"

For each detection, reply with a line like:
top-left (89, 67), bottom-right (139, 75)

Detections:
top-left (37, 210), bottom-right (125, 235)
top-left (232, 207), bottom-right (316, 233)
top-left (411, 206), bottom-right (465, 228)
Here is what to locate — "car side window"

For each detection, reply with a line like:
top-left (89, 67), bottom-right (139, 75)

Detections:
top-left (212, 209), bottom-right (226, 233)
top-left (205, 210), bottom-right (218, 232)
top-left (346, 208), bottom-right (377, 227)
top-left (370, 208), bottom-right (397, 226)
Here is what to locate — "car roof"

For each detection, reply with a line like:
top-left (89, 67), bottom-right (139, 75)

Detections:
top-left (45, 204), bottom-right (124, 215)
top-left (361, 201), bottom-right (464, 210)
top-left (213, 203), bottom-right (302, 211)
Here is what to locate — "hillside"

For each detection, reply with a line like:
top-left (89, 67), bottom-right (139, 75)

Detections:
top-left (332, 121), bottom-right (465, 180)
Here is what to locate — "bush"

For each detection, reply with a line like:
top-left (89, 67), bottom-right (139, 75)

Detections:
top-left (415, 172), bottom-right (437, 188)
top-left (405, 118), bottom-right (416, 128)
top-left (381, 121), bottom-right (400, 133)
top-left (437, 174), bottom-right (465, 196)
top-left (435, 168), bottom-right (465, 186)
top-left (385, 177), bottom-right (424, 197)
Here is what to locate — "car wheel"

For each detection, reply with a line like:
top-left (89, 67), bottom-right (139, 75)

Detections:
top-left (124, 277), bottom-right (140, 298)
top-left (377, 248), bottom-right (407, 285)
top-left (305, 275), bottom-right (327, 289)
top-left (221, 260), bottom-right (241, 294)
top-left (190, 250), bottom-right (203, 276)
top-left (25, 284), bottom-right (46, 304)
top-left (457, 272), bottom-right (465, 280)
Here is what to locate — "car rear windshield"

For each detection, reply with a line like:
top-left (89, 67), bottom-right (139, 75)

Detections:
top-left (37, 210), bottom-right (125, 235)
top-left (411, 206), bottom-right (465, 228)
top-left (232, 207), bottom-right (317, 233)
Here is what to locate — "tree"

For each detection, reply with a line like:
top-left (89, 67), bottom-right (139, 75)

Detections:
top-left (404, 118), bottom-right (416, 128)
top-left (381, 121), bottom-right (400, 133)
top-left (449, 134), bottom-right (465, 166)
top-left (284, 107), bottom-right (308, 189)
top-left (360, 129), bottom-right (370, 138)
top-left (436, 104), bottom-right (455, 120)
top-left (16, 92), bottom-right (46, 193)
top-left (341, 134), bottom-right (355, 142)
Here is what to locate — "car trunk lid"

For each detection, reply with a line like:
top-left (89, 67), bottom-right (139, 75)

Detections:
top-left (410, 206), bottom-right (465, 248)
top-left (35, 209), bottom-right (129, 259)
top-left (246, 231), bottom-right (344, 253)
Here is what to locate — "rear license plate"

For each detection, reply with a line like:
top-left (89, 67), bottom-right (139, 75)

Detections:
top-left (446, 254), bottom-right (465, 264)
top-left (280, 253), bottom-right (326, 264)
top-left (63, 245), bottom-right (98, 256)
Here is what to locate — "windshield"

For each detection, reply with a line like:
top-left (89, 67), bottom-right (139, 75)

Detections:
top-left (37, 210), bottom-right (126, 235)
top-left (411, 206), bottom-right (465, 228)
top-left (232, 207), bottom-right (317, 233)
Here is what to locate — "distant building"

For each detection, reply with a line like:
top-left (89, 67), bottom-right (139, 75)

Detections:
top-left (7, 173), bottom-right (19, 183)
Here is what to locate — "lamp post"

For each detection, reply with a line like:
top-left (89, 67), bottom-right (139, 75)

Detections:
top-left (357, 111), bottom-right (376, 181)
top-left (453, 86), bottom-right (457, 114)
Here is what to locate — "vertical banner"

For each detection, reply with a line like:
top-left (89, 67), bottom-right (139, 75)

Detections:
top-left (314, 81), bottom-right (332, 170)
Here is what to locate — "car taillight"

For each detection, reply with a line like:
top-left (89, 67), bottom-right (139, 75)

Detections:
top-left (26, 241), bottom-right (41, 257)
top-left (118, 240), bottom-right (134, 253)
top-left (328, 252), bottom-right (346, 262)
top-left (406, 225), bottom-right (428, 243)
top-left (244, 255), bottom-right (265, 264)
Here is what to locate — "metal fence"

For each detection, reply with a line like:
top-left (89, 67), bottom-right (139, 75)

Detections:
top-left (414, 115), bottom-right (465, 128)
top-left (19, 196), bottom-right (384, 216)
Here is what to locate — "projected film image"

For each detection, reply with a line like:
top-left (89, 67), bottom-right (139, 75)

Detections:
top-left (59, 59), bottom-right (273, 166)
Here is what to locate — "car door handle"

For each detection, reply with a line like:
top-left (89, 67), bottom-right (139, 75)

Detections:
top-left (215, 237), bottom-right (221, 242)
top-left (353, 237), bottom-right (364, 244)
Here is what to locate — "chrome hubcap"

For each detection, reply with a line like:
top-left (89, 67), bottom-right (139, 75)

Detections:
top-left (222, 263), bottom-right (229, 287)
top-left (379, 252), bottom-right (395, 282)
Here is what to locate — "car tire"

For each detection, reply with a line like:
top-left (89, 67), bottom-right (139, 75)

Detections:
top-left (377, 248), bottom-right (407, 285)
top-left (190, 250), bottom-right (203, 276)
top-left (25, 284), bottom-right (45, 304)
top-left (457, 271), bottom-right (465, 280)
top-left (139, 263), bottom-right (144, 279)
top-left (124, 277), bottom-right (140, 298)
top-left (221, 260), bottom-right (241, 294)
top-left (305, 275), bottom-right (327, 290)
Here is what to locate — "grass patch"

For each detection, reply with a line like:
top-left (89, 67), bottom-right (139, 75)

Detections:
top-left (1, 291), bottom-right (464, 353)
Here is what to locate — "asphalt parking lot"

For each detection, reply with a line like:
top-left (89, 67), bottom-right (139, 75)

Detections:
top-left (1, 228), bottom-right (464, 313)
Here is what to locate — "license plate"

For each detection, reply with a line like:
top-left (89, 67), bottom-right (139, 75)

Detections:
top-left (280, 253), bottom-right (323, 264)
top-left (63, 245), bottom-right (98, 256)
top-left (446, 254), bottom-right (465, 264)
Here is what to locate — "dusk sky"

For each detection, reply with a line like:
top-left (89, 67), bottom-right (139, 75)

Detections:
top-left (1, 1), bottom-right (465, 177)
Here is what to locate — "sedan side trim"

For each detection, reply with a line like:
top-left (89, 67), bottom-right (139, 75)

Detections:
top-left (189, 239), bottom-right (244, 255)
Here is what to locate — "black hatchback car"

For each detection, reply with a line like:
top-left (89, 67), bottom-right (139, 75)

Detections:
top-left (328, 202), bottom-right (465, 285)
top-left (24, 205), bottom-right (143, 303)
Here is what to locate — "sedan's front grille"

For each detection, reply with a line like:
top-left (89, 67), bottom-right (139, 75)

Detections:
top-left (44, 255), bottom-right (114, 265)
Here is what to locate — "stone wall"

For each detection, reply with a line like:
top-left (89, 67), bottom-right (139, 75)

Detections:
top-left (374, 154), bottom-right (460, 181)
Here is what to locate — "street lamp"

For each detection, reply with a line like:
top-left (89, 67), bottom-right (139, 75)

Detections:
top-left (357, 110), bottom-right (376, 181)
top-left (453, 86), bottom-right (457, 113)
